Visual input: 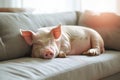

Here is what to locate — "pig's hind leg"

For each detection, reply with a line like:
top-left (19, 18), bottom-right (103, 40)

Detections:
top-left (83, 35), bottom-right (104, 56)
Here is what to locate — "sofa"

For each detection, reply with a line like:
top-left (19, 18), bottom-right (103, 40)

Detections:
top-left (0, 11), bottom-right (120, 80)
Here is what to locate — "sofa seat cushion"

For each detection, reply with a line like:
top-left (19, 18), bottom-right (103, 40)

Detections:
top-left (0, 50), bottom-right (120, 80)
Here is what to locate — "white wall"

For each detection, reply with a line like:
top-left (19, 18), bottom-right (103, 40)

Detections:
top-left (0, 0), bottom-right (22, 8)
top-left (117, 0), bottom-right (120, 14)
top-left (0, 0), bottom-right (120, 14)
top-left (81, 0), bottom-right (117, 13)
top-left (22, 0), bottom-right (80, 13)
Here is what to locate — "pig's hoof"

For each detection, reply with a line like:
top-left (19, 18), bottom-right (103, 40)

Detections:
top-left (84, 49), bottom-right (100, 56)
top-left (57, 53), bottom-right (66, 58)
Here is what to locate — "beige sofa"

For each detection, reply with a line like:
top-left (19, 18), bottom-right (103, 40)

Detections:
top-left (0, 11), bottom-right (120, 80)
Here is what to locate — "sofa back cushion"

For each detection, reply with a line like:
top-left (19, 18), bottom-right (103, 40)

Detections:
top-left (78, 11), bottom-right (120, 50)
top-left (0, 12), bottom-right (78, 61)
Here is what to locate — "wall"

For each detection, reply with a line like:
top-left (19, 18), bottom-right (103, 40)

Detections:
top-left (22, 0), bottom-right (80, 13)
top-left (0, 0), bottom-right (119, 14)
top-left (117, 0), bottom-right (120, 14)
top-left (81, 0), bottom-right (117, 13)
top-left (0, 0), bottom-right (22, 8)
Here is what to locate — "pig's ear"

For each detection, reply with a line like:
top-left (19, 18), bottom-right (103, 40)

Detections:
top-left (20, 29), bottom-right (35, 45)
top-left (51, 24), bottom-right (61, 39)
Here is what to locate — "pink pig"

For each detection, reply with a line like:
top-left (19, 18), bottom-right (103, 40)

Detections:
top-left (20, 24), bottom-right (105, 59)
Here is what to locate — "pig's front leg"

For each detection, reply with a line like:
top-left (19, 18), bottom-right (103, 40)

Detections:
top-left (57, 51), bottom-right (67, 58)
top-left (83, 48), bottom-right (101, 56)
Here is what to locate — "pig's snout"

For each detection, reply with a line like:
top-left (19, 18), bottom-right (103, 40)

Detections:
top-left (42, 49), bottom-right (54, 59)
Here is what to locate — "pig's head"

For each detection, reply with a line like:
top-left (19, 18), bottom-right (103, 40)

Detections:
top-left (20, 25), bottom-right (62, 59)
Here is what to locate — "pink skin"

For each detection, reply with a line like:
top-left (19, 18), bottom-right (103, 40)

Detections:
top-left (31, 48), bottom-right (54, 59)
top-left (20, 26), bottom-right (61, 59)
top-left (20, 25), bottom-right (105, 59)
top-left (41, 48), bottom-right (54, 59)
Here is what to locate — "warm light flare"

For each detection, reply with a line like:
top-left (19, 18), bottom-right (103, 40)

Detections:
top-left (81, 0), bottom-right (117, 13)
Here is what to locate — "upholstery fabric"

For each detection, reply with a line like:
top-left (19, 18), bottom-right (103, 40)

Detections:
top-left (101, 72), bottom-right (120, 80)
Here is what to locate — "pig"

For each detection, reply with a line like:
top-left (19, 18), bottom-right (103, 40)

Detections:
top-left (20, 24), bottom-right (105, 59)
